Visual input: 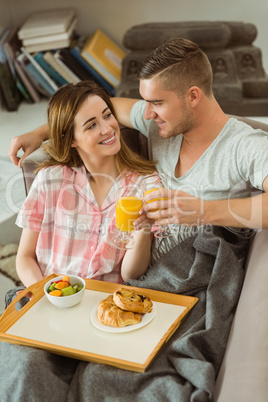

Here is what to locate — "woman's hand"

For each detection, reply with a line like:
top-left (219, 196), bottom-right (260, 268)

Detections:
top-left (16, 290), bottom-right (32, 299)
top-left (133, 210), bottom-right (156, 232)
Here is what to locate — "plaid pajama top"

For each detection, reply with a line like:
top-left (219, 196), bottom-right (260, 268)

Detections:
top-left (16, 165), bottom-right (146, 283)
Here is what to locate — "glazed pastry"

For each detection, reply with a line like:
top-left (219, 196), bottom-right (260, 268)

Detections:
top-left (113, 288), bottom-right (153, 314)
top-left (97, 295), bottom-right (142, 328)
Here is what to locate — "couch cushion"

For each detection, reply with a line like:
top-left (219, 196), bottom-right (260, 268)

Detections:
top-left (214, 229), bottom-right (268, 401)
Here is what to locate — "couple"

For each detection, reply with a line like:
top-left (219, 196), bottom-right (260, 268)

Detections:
top-left (2, 37), bottom-right (268, 401)
top-left (10, 38), bottom-right (268, 290)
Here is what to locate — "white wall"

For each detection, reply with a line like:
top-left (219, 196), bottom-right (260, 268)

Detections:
top-left (1, 0), bottom-right (268, 71)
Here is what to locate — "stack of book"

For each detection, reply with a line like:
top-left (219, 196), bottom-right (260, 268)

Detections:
top-left (17, 9), bottom-right (77, 53)
top-left (0, 28), bottom-right (22, 111)
top-left (0, 9), bottom-right (126, 111)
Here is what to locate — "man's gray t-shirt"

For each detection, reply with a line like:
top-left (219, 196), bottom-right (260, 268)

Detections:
top-left (130, 100), bottom-right (268, 260)
top-left (130, 100), bottom-right (268, 199)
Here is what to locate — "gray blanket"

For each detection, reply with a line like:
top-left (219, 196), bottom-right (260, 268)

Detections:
top-left (0, 226), bottom-right (250, 402)
top-left (66, 226), bottom-right (249, 402)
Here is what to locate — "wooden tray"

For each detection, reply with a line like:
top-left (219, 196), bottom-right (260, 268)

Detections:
top-left (0, 274), bottom-right (198, 372)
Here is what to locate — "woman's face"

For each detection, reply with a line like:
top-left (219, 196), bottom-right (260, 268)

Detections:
top-left (72, 94), bottom-right (121, 162)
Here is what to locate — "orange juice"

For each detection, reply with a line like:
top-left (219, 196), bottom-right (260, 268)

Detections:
top-left (116, 196), bottom-right (142, 232)
top-left (145, 188), bottom-right (168, 212)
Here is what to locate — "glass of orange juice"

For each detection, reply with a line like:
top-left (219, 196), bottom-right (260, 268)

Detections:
top-left (107, 185), bottom-right (143, 250)
top-left (141, 174), bottom-right (173, 238)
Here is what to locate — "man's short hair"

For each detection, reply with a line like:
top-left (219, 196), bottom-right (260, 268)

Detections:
top-left (138, 38), bottom-right (213, 97)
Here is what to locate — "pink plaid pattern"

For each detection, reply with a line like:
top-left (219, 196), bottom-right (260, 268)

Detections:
top-left (16, 165), bottom-right (147, 283)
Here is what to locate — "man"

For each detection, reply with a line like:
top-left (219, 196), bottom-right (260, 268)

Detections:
top-left (9, 38), bottom-right (268, 230)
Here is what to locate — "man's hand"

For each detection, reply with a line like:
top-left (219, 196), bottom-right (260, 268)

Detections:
top-left (8, 124), bottom-right (49, 168)
top-left (142, 189), bottom-right (207, 227)
top-left (8, 132), bottom-right (43, 168)
top-left (142, 187), bottom-right (268, 229)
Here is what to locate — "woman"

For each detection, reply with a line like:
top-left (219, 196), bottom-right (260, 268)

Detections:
top-left (15, 80), bottom-right (156, 288)
top-left (0, 81), bottom-right (157, 402)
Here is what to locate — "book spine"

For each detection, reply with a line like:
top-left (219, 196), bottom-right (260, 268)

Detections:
top-left (53, 51), bottom-right (81, 83)
top-left (0, 29), bottom-right (22, 110)
top-left (43, 51), bottom-right (76, 84)
top-left (0, 59), bottom-right (22, 110)
top-left (3, 46), bottom-right (32, 103)
top-left (12, 58), bottom-right (41, 103)
top-left (17, 8), bottom-right (76, 39)
top-left (24, 39), bottom-right (71, 54)
top-left (23, 62), bottom-right (53, 98)
top-left (1, 28), bottom-right (40, 103)
top-left (3, 42), bottom-right (31, 103)
top-left (81, 48), bottom-right (119, 87)
top-left (18, 52), bottom-right (57, 98)
top-left (17, 54), bottom-right (49, 97)
top-left (58, 48), bottom-right (94, 81)
top-left (21, 47), bottom-right (58, 93)
top-left (70, 45), bottom-right (115, 96)
top-left (22, 16), bottom-right (77, 46)
top-left (15, 77), bottom-right (33, 102)
top-left (34, 52), bottom-right (68, 86)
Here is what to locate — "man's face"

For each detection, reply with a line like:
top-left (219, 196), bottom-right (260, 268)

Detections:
top-left (139, 77), bottom-right (195, 139)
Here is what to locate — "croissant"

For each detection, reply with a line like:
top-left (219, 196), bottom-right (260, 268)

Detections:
top-left (113, 288), bottom-right (153, 314)
top-left (97, 295), bottom-right (142, 328)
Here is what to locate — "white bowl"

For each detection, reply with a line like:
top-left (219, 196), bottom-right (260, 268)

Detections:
top-left (44, 275), bottom-right (86, 308)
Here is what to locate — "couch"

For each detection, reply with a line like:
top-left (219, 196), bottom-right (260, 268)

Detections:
top-left (21, 116), bottom-right (268, 402)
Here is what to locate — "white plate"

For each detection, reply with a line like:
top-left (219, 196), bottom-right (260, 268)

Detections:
top-left (90, 302), bottom-right (156, 333)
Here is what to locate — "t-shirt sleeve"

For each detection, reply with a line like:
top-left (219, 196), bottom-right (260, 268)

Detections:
top-left (16, 170), bottom-right (46, 232)
top-left (236, 129), bottom-right (268, 191)
top-left (130, 100), bottom-right (152, 138)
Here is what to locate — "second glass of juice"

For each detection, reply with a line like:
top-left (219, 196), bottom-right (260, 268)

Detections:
top-left (141, 174), bottom-right (172, 238)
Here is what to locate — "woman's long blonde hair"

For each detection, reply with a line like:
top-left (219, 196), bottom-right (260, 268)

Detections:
top-left (38, 81), bottom-right (155, 175)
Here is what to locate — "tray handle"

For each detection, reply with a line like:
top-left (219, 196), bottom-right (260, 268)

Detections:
top-left (0, 274), bottom-right (56, 333)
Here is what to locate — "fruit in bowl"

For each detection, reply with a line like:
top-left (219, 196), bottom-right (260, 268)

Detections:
top-left (44, 275), bottom-right (86, 308)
